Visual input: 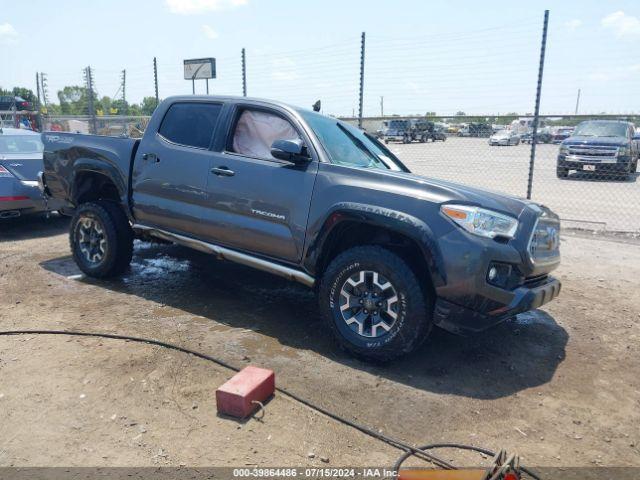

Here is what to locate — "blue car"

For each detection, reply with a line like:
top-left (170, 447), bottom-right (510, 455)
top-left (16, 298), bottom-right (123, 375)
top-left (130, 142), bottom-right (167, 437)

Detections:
top-left (0, 127), bottom-right (64, 219)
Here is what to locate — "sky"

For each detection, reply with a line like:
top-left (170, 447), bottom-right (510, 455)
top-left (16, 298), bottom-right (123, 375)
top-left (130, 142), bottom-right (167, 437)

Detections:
top-left (1, 0), bottom-right (639, 117)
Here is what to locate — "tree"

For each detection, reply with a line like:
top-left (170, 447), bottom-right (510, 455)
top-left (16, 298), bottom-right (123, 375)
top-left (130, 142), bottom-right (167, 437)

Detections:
top-left (57, 86), bottom-right (90, 115)
top-left (140, 96), bottom-right (159, 116)
top-left (455, 111), bottom-right (466, 116)
top-left (12, 87), bottom-right (37, 104)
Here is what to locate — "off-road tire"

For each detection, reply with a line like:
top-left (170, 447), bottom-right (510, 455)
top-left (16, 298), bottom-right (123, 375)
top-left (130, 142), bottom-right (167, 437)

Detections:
top-left (70, 201), bottom-right (133, 278)
top-left (319, 246), bottom-right (433, 362)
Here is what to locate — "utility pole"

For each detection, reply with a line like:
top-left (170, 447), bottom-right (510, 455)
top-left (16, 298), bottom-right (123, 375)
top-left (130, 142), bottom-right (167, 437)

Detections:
top-left (242, 48), bottom-right (247, 97)
top-left (121, 69), bottom-right (126, 103)
top-left (358, 32), bottom-right (366, 129)
top-left (526, 9), bottom-right (549, 200)
top-left (574, 88), bottom-right (581, 115)
top-left (380, 96), bottom-right (384, 117)
top-left (40, 72), bottom-right (49, 109)
top-left (84, 66), bottom-right (97, 134)
top-left (153, 57), bottom-right (159, 108)
top-left (36, 72), bottom-right (41, 110)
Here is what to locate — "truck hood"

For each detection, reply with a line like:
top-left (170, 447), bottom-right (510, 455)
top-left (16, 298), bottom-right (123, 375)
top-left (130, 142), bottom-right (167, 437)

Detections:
top-left (563, 136), bottom-right (628, 147)
top-left (382, 169), bottom-right (535, 218)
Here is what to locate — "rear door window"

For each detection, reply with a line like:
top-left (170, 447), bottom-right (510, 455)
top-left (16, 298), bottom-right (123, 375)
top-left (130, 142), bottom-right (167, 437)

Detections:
top-left (158, 102), bottom-right (222, 149)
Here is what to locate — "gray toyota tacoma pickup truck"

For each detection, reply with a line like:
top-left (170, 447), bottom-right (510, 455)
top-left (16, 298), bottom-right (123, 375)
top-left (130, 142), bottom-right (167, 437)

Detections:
top-left (41, 95), bottom-right (561, 361)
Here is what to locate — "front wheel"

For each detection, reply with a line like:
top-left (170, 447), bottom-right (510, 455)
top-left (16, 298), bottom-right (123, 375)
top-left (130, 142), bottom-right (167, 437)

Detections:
top-left (319, 246), bottom-right (433, 362)
top-left (70, 201), bottom-right (133, 278)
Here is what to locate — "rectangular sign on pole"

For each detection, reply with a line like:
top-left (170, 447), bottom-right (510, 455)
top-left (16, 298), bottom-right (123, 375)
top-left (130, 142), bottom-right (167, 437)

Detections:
top-left (183, 58), bottom-right (216, 80)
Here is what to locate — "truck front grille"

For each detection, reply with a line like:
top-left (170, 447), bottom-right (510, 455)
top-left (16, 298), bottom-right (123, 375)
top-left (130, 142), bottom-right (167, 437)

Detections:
top-left (567, 145), bottom-right (618, 162)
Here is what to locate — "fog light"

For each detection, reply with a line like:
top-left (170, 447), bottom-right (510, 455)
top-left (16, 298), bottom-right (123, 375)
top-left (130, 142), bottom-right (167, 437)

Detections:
top-left (488, 266), bottom-right (498, 281)
top-left (487, 262), bottom-right (515, 288)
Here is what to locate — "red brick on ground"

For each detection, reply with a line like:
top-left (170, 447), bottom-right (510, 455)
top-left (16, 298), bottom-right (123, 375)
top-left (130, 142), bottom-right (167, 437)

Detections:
top-left (216, 366), bottom-right (275, 418)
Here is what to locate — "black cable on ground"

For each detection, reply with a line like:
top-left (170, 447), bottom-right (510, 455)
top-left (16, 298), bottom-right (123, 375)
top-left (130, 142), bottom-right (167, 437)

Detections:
top-left (0, 330), bottom-right (541, 479)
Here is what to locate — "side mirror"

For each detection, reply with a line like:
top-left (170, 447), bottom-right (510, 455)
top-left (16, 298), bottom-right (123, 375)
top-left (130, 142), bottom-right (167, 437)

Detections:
top-left (270, 138), bottom-right (310, 164)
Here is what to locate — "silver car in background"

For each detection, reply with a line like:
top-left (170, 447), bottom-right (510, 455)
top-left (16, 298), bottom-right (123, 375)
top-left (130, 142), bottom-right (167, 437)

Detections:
top-left (488, 129), bottom-right (521, 146)
top-left (0, 127), bottom-right (63, 219)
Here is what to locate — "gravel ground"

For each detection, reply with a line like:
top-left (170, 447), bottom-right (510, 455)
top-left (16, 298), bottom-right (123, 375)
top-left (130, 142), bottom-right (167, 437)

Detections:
top-left (1, 214), bottom-right (639, 469)
top-left (390, 137), bottom-right (640, 233)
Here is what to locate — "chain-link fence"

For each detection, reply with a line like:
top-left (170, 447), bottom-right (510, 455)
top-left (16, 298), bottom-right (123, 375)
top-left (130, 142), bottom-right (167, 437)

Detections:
top-left (340, 115), bottom-right (640, 234)
top-left (25, 11), bottom-right (639, 235)
top-left (42, 115), bottom-right (150, 138)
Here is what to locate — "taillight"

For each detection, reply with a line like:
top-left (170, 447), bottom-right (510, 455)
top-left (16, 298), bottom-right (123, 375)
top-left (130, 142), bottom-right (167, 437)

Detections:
top-left (0, 165), bottom-right (15, 177)
top-left (0, 196), bottom-right (29, 201)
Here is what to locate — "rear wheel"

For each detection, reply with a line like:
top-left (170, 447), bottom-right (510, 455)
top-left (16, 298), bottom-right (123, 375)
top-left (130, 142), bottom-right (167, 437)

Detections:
top-left (70, 201), bottom-right (133, 278)
top-left (319, 246), bottom-right (433, 362)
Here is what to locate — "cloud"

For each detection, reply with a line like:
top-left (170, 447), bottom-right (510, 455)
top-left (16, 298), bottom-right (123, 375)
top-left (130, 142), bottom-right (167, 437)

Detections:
top-left (271, 57), bottom-right (299, 81)
top-left (587, 72), bottom-right (609, 82)
top-left (564, 19), bottom-right (582, 31)
top-left (0, 23), bottom-right (18, 44)
top-left (166, 0), bottom-right (247, 14)
top-left (601, 11), bottom-right (640, 38)
top-left (202, 25), bottom-right (219, 39)
top-left (588, 64), bottom-right (640, 82)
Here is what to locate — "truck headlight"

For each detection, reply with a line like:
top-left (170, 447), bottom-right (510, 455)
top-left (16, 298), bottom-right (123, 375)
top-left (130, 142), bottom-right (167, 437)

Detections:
top-left (618, 146), bottom-right (630, 156)
top-left (559, 145), bottom-right (569, 155)
top-left (441, 204), bottom-right (518, 239)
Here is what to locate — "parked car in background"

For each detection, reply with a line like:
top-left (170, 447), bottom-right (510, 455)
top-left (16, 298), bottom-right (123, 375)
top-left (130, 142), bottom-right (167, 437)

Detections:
top-left (382, 119), bottom-right (443, 143)
top-left (520, 127), bottom-right (553, 144)
top-left (431, 125), bottom-right (447, 141)
top-left (0, 96), bottom-right (33, 112)
top-left (557, 120), bottom-right (638, 179)
top-left (41, 95), bottom-right (561, 361)
top-left (382, 119), bottom-right (412, 143)
top-left (552, 127), bottom-right (574, 144)
top-left (489, 129), bottom-right (520, 146)
top-left (459, 122), bottom-right (492, 138)
top-left (0, 127), bottom-right (63, 218)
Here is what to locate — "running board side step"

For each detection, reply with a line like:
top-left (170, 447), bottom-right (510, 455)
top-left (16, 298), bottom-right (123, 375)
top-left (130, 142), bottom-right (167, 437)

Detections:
top-left (133, 224), bottom-right (315, 288)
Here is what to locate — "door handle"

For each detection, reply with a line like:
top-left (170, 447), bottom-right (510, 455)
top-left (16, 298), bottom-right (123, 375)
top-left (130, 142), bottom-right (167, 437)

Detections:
top-left (142, 153), bottom-right (160, 162)
top-left (211, 166), bottom-right (235, 177)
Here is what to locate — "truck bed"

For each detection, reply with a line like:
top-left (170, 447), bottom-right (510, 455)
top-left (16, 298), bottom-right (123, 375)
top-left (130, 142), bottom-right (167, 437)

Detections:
top-left (41, 132), bottom-right (139, 207)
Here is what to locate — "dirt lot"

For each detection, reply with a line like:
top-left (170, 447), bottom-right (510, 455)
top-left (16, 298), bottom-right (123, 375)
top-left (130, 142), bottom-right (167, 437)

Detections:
top-left (1, 214), bottom-right (639, 469)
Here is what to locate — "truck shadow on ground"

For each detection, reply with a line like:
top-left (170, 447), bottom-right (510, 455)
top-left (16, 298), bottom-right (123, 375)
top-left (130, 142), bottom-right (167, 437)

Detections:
top-left (0, 213), bottom-right (69, 242)
top-left (40, 241), bottom-right (568, 401)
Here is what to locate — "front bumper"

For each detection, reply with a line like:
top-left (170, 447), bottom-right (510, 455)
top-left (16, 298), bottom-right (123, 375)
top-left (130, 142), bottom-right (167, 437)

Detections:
top-left (384, 135), bottom-right (405, 142)
top-left (434, 276), bottom-right (561, 335)
top-left (431, 206), bottom-right (560, 335)
top-left (558, 154), bottom-right (632, 173)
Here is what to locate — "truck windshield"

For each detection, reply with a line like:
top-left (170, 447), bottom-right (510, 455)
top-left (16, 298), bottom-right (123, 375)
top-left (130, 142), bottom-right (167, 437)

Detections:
top-left (0, 135), bottom-right (44, 154)
top-left (299, 110), bottom-right (405, 171)
top-left (573, 122), bottom-right (628, 138)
